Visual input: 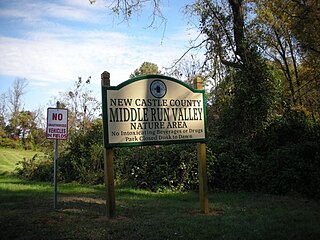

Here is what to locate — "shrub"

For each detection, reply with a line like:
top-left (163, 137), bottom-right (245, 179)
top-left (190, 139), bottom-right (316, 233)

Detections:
top-left (256, 141), bottom-right (320, 198)
top-left (15, 154), bottom-right (53, 181)
top-left (209, 137), bottom-right (260, 192)
top-left (115, 144), bottom-right (216, 192)
top-left (208, 107), bottom-right (320, 199)
top-left (0, 137), bottom-right (19, 148)
top-left (58, 120), bottom-right (104, 184)
top-left (254, 108), bottom-right (320, 197)
top-left (56, 118), bottom-right (217, 191)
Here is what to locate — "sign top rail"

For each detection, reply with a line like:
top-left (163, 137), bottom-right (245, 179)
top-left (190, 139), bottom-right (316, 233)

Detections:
top-left (102, 74), bottom-right (205, 93)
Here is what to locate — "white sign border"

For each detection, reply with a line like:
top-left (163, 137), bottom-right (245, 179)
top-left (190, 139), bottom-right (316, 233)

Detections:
top-left (46, 108), bottom-right (68, 140)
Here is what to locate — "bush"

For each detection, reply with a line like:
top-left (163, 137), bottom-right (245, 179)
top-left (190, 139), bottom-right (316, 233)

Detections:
top-left (15, 154), bottom-right (53, 181)
top-left (257, 141), bottom-right (320, 198)
top-left (0, 137), bottom-right (19, 148)
top-left (208, 107), bottom-right (320, 198)
top-left (58, 120), bottom-right (104, 184)
top-left (56, 118), bottom-right (217, 191)
top-left (115, 144), bottom-right (216, 192)
top-left (256, 108), bottom-right (313, 150)
top-left (16, 107), bottom-right (319, 198)
top-left (254, 108), bottom-right (320, 197)
top-left (209, 137), bottom-right (260, 192)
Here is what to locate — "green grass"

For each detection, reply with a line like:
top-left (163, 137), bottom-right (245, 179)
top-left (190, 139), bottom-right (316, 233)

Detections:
top-left (1, 148), bottom-right (320, 239)
top-left (0, 148), bottom-right (39, 174)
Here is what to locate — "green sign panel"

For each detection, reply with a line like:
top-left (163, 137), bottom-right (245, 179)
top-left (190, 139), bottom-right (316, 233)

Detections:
top-left (102, 75), bottom-right (207, 148)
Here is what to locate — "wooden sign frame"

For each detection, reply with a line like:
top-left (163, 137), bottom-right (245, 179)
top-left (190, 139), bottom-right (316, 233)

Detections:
top-left (101, 72), bottom-right (209, 218)
top-left (101, 74), bottom-right (207, 148)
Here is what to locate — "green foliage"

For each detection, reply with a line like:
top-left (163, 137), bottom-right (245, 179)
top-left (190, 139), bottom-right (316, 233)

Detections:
top-left (129, 62), bottom-right (161, 78)
top-left (0, 138), bottom-right (19, 148)
top-left (59, 119), bottom-right (104, 184)
top-left (258, 141), bottom-right (320, 197)
top-left (14, 103), bottom-right (319, 198)
top-left (53, 117), bottom-right (218, 192)
top-left (115, 144), bottom-right (216, 192)
top-left (255, 108), bottom-right (320, 197)
top-left (15, 154), bottom-right (53, 181)
top-left (217, 47), bottom-right (276, 137)
top-left (210, 107), bottom-right (320, 198)
top-left (0, 109), bottom-right (45, 150)
top-left (208, 137), bottom-right (260, 192)
top-left (256, 107), bottom-right (314, 149)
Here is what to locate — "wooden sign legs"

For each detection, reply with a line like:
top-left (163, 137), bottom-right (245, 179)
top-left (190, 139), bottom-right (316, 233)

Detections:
top-left (104, 148), bottom-right (115, 218)
top-left (197, 142), bottom-right (209, 213)
top-left (101, 71), bottom-right (116, 219)
top-left (194, 77), bottom-right (209, 214)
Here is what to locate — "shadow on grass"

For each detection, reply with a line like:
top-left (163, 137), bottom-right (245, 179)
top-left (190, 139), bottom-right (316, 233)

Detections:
top-left (1, 175), bottom-right (320, 240)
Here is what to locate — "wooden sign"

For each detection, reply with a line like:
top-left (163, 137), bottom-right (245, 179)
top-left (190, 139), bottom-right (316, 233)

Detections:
top-left (101, 73), bottom-right (209, 219)
top-left (101, 75), bottom-right (206, 148)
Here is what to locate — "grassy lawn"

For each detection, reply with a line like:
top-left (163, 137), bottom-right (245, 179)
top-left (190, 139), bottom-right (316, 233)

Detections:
top-left (1, 148), bottom-right (320, 239)
top-left (0, 148), bottom-right (39, 174)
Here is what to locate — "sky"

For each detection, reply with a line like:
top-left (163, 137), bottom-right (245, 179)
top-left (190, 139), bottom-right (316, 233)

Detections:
top-left (0, 0), bottom-right (200, 112)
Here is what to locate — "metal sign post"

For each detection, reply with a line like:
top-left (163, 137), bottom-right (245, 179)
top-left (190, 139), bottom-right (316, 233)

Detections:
top-left (46, 101), bottom-right (68, 210)
top-left (53, 101), bottom-right (60, 210)
top-left (53, 134), bottom-right (58, 209)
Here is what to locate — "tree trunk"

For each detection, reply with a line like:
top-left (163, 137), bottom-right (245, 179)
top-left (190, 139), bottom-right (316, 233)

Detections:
top-left (228, 0), bottom-right (245, 62)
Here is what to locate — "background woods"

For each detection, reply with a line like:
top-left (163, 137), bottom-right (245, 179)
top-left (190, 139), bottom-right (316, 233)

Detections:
top-left (1, 0), bottom-right (319, 198)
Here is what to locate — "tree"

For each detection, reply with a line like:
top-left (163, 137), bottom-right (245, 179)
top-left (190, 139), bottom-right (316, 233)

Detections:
top-left (286, 0), bottom-right (320, 119)
top-left (249, 0), bottom-right (320, 119)
top-left (56, 76), bottom-right (101, 131)
top-left (6, 78), bottom-right (28, 138)
top-left (17, 111), bottom-right (37, 149)
top-left (188, 0), bottom-right (276, 136)
top-left (288, 0), bottom-right (320, 57)
top-left (129, 61), bottom-right (161, 78)
top-left (0, 93), bottom-right (7, 137)
top-left (95, 0), bottom-right (165, 26)
top-left (166, 55), bottom-right (209, 85)
top-left (250, 0), bottom-right (303, 105)
top-left (105, 1), bottom-right (277, 136)
top-left (8, 78), bottom-right (28, 115)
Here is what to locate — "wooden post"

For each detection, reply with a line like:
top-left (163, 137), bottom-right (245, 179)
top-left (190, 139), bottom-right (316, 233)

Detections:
top-left (101, 71), bottom-right (116, 219)
top-left (194, 77), bottom-right (209, 214)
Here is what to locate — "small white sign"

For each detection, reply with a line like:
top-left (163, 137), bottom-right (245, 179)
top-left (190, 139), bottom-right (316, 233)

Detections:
top-left (46, 108), bottom-right (68, 140)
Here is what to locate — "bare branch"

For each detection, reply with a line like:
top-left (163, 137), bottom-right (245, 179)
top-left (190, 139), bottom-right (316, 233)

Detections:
top-left (8, 78), bottom-right (28, 114)
top-left (170, 38), bottom-right (208, 68)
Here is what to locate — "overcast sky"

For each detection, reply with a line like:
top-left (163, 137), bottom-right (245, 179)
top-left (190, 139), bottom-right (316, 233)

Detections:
top-left (0, 0), bottom-right (200, 111)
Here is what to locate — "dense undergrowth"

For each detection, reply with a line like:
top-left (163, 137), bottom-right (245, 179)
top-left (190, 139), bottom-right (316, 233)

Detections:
top-left (15, 108), bottom-right (320, 198)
